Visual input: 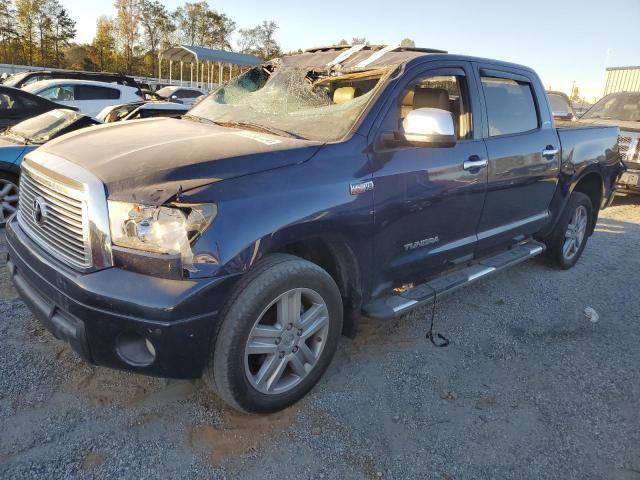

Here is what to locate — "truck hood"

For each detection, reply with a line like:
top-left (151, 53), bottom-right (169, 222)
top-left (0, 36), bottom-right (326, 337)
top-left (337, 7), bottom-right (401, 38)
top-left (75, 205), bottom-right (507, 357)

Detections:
top-left (577, 118), bottom-right (640, 133)
top-left (38, 117), bottom-right (323, 204)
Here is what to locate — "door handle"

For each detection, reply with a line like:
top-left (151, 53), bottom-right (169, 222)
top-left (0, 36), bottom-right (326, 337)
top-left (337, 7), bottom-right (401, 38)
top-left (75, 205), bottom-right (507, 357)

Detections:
top-left (542, 146), bottom-right (559, 159)
top-left (463, 156), bottom-right (488, 171)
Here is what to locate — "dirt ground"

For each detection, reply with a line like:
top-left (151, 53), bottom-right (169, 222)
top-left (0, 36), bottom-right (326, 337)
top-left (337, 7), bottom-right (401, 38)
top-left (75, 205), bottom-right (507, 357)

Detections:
top-left (1, 196), bottom-right (639, 479)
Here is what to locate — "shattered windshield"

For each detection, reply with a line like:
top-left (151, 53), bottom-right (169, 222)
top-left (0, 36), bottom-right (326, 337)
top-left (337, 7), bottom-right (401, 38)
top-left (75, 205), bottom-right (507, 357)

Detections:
top-left (188, 65), bottom-right (392, 142)
top-left (582, 93), bottom-right (640, 122)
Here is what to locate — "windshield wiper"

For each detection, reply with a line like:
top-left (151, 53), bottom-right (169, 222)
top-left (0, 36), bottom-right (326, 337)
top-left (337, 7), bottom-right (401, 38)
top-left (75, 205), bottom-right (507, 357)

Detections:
top-left (182, 113), bottom-right (217, 125)
top-left (220, 121), bottom-right (305, 140)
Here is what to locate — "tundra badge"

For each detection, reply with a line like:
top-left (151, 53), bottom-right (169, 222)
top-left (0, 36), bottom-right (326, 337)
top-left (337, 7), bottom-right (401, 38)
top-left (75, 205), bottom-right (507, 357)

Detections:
top-left (404, 237), bottom-right (440, 251)
top-left (350, 180), bottom-right (374, 195)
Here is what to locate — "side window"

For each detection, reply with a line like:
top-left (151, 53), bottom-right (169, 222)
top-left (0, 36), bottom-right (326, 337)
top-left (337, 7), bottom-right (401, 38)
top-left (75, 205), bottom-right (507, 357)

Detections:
top-left (480, 76), bottom-right (538, 136)
top-left (395, 74), bottom-right (472, 140)
top-left (0, 92), bottom-right (23, 110)
top-left (39, 85), bottom-right (76, 101)
top-left (78, 86), bottom-right (120, 100)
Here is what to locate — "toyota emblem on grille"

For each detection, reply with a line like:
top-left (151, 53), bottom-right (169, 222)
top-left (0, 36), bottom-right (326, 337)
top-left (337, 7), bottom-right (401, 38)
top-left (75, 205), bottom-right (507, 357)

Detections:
top-left (32, 196), bottom-right (48, 226)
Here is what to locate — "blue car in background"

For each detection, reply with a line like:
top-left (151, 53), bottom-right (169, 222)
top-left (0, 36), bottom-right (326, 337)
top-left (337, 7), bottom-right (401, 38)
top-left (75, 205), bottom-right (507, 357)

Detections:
top-left (0, 109), bottom-right (99, 225)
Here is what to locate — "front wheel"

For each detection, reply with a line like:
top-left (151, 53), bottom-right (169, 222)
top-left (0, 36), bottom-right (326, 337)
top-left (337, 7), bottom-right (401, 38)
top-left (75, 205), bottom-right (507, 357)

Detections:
top-left (545, 192), bottom-right (593, 269)
top-left (0, 172), bottom-right (19, 227)
top-left (204, 254), bottom-right (343, 414)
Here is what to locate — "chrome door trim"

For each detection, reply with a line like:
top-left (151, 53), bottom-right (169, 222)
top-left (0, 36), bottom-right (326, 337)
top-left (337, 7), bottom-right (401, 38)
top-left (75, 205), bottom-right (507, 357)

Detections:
top-left (477, 212), bottom-right (549, 240)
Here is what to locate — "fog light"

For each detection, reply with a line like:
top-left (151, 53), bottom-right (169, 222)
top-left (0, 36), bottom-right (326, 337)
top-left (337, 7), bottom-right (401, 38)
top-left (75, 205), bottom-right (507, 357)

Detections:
top-left (116, 331), bottom-right (157, 367)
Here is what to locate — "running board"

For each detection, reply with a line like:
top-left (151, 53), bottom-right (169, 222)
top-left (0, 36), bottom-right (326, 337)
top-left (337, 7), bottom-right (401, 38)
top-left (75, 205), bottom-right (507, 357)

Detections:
top-left (363, 240), bottom-right (545, 320)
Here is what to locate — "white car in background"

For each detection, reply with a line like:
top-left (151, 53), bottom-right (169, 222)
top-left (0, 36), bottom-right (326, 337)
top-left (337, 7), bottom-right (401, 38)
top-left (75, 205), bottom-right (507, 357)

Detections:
top-left (23, 79), bottom-right (142, 118)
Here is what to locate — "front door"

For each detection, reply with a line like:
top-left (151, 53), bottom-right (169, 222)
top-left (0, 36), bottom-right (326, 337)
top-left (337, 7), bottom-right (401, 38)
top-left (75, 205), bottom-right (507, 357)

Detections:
top-left (474, 65), bottom-right (561, 250)
top-left (369, 64), bottom-right (488, 295)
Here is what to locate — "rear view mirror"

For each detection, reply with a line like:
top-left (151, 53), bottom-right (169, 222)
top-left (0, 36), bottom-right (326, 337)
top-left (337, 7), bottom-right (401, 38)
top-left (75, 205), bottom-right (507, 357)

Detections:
top-left (402, 108), bottom-right (456, 147)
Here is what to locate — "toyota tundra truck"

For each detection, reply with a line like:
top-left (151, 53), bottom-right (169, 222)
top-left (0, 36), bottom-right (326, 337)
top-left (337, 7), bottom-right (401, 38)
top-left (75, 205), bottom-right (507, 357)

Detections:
top-left (5, 45), bottom-right (623, 413)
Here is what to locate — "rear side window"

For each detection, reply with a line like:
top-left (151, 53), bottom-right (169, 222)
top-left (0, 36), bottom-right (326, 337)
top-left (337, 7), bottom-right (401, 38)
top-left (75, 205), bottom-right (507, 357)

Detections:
top-left (78, 85), bottom-right (120, 100)
top-left (481, 76), bottom-right (538, 136)
top-left (39, 85), bottom-right (76, 101)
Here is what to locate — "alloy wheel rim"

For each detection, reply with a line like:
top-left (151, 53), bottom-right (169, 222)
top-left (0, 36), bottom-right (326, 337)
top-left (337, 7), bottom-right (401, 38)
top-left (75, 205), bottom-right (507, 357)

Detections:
top-left (244, 288), bottom-right (330, 395)
top-left (563, 205), bottom-right (588, 261)
top-left (0, 179), bottom-right (19, 225)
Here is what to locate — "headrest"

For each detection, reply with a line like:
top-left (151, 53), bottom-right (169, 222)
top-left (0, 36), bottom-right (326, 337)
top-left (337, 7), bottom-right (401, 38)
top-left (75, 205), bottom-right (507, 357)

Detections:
top-left (333, 86), bottom-right (356, 104)
top-left (413, 88), bottom-right (450, 111)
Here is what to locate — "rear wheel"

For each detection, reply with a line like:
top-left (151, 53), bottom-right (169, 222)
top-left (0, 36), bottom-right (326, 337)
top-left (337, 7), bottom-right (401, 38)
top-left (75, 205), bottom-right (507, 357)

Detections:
top-left (0, 172), bottom-right (19, 227)
top-left (204, 254), bottom-right (343, 414)
top-left (545, 192), bottom-right (593, 269)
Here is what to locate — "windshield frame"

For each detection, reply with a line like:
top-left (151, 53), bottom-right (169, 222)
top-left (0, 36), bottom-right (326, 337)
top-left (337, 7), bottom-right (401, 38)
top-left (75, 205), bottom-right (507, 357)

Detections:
top-left (188, 63), bottom-right (399, 144)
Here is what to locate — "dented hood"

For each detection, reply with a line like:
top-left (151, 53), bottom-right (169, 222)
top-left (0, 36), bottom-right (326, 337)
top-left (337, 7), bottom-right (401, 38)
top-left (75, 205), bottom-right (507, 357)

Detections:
top-left (38, 117), bottom-right (323, 204)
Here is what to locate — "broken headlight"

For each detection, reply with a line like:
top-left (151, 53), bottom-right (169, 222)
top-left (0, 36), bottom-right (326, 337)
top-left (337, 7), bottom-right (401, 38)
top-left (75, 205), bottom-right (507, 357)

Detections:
top-left (108, 201), bottom-right (217, 271)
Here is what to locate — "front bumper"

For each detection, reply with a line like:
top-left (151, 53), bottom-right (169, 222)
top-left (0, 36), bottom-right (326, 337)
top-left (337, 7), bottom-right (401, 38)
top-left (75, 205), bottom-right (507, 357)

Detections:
top-left (6, 215), bottom-right (239, 379)
top-left (617, 167), bottom-right (640, 194)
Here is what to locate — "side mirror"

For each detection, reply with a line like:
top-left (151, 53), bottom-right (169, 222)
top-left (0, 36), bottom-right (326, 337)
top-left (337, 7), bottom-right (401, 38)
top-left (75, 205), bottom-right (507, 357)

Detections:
top-left (402, 108), bottom-right (456, 147)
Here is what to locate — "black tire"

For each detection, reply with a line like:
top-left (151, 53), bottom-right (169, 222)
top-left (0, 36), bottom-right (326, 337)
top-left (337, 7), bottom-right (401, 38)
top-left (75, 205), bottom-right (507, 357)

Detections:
top-left (544, 192), bottom-right (593, 269)
top-left (204, 254), bottom-right (343, 414)
top-left (0, 171), bottom-right (19, 228)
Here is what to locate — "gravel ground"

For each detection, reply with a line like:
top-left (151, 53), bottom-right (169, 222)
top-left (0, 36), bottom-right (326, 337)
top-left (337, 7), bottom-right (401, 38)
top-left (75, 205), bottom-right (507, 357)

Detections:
top-left (1, 196), bottom-right (639, 480)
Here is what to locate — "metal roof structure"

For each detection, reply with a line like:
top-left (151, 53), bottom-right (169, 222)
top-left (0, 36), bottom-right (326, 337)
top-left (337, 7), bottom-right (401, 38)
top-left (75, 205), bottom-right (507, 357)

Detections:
top-left (159, 45), bottom-right (262, 66)
top-left (158, 45), bottom-right (262, 91)
top-left (604, 66), bottom-right (640, 95)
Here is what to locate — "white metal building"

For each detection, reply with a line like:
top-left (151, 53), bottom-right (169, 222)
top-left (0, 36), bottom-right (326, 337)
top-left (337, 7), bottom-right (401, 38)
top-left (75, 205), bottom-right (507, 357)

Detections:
top-left (604, 66), bottom-right (640, 95)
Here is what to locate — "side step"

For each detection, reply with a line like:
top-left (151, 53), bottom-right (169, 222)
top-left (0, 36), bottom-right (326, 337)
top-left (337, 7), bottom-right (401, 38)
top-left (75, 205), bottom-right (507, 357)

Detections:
top-left (363, 240), bottom-right (545, 320)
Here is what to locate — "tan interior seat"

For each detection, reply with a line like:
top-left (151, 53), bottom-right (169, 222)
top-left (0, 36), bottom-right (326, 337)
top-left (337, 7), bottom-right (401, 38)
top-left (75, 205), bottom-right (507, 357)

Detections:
top-left (413, 88), bottom-right (450, 110)
top-left (333, 86), bottom-right (357, 104)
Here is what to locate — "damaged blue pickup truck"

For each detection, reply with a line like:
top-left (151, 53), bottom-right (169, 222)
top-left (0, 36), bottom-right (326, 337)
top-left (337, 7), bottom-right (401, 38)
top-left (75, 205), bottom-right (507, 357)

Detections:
top-left (6, 45), bottom-right (623, 413)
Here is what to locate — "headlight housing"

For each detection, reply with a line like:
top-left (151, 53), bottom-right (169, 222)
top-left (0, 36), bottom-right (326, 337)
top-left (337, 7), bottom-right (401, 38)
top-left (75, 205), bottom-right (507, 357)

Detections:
top-left (108, 201), bottom-right (217, 271)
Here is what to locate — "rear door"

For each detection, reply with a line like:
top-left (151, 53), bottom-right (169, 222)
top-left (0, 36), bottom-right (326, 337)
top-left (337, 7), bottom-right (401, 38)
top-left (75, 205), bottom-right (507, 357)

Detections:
top-left (370, 63), bottom-right (488, 291)
top-left (474, 65), bottom-right (560, 250)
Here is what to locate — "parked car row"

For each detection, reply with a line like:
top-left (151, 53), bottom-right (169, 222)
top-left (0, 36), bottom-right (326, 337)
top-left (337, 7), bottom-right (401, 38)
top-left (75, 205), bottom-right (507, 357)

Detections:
top-left (2, 45), bottom-right (626, 414)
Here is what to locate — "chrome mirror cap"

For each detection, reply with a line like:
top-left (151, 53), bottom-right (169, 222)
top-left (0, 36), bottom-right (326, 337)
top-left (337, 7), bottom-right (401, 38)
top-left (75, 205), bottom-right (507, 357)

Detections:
top-left (402, 108), bottom-right (456, 146)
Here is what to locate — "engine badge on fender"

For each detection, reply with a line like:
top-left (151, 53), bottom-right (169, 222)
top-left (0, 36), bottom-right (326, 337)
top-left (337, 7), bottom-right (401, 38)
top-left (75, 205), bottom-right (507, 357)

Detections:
top-left (350, 180), bottom-right (374, 196)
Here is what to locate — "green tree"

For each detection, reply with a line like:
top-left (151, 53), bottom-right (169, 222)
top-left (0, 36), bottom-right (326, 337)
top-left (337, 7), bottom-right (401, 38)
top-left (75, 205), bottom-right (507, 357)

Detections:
top-left (0, 1), bottom-right (19, 64)
top-left (400, 38), bottom-right (415, 48)
top-left (139, 0), bottom-right (173, 76)
top-left (15, 0), bottom-right (38, 65)
top-left (114, 0), bottom-right (141, 73)
top-left (91, 16), bottom-right (116, 71)
top-left (48, 0), bottom-right (76, 67)
top-left (259, 20), bottom-right (279, 59)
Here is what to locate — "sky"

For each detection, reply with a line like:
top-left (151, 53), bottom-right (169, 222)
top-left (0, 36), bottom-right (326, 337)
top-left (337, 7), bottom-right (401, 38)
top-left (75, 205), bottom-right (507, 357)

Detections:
top-left (61, 0), bottom-right (640, 101)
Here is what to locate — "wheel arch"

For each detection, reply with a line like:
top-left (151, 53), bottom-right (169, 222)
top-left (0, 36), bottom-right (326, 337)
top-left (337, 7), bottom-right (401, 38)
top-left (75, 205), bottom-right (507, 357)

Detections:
top-left (570, 171), bottom-right (604, 235)
top-left (273, 234), bottom-right (364, 338)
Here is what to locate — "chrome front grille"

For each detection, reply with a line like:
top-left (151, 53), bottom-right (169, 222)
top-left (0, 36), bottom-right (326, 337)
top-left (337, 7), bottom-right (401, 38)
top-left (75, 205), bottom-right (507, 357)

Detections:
top-left (619, 134), bottom-right (640, 169)
top-left (18, 163), bottom-right (91, 269)
top-left (619, 135), bottom-right (631, 157)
